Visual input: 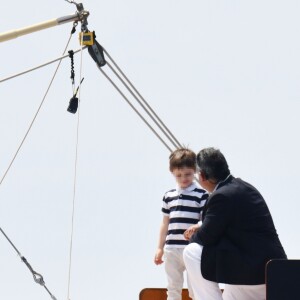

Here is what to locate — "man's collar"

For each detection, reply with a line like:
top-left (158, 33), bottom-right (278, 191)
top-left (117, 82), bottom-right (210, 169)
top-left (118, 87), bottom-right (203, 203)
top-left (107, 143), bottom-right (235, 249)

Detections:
top-left (212, 174), bottom-right (233, 192)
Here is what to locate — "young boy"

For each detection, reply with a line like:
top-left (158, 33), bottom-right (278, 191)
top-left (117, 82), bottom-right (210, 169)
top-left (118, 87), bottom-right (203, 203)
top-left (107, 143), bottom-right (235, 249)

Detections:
top-left (154, 148), bottom-right (208, 300)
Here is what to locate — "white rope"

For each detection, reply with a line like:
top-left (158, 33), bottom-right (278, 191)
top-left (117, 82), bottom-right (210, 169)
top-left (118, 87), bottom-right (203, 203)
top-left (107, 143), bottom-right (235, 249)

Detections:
top-left (66, 36), bottom-right (84, 300)
top-left (0, 31), bottom-right (76, 187)
top-left (0, 47), bottom-right (87, 84)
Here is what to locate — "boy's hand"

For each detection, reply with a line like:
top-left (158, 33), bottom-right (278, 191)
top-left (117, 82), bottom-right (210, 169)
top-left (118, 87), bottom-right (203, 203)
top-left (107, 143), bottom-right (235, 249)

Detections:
top-left (184, 224), bottom-right (200, 240)
top-left (154, 249), bottom-right (164, 265)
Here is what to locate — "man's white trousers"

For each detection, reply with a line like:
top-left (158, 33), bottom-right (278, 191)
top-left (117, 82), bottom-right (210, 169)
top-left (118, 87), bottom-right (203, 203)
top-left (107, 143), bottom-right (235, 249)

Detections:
top-left (183, 243), bottom-right (266, 300)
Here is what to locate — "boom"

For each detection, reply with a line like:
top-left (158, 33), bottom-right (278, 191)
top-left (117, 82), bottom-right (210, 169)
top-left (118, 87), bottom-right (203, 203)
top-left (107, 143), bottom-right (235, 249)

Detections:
top-left (0, 3), bottom-right (89, 43)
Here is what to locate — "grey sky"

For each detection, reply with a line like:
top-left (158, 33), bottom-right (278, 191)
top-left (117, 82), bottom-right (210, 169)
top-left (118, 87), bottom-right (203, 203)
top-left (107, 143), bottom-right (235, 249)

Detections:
top-left (1, 1), bottom-right (299, 300)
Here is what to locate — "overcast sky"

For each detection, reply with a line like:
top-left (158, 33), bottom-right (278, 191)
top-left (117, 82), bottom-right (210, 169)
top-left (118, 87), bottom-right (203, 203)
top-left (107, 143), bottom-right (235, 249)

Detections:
top-left (1, 1), bottom-right (300, 300)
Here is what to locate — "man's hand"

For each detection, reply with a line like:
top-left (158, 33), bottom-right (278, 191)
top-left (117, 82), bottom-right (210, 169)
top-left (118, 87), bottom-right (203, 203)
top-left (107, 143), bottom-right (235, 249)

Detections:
top-left (184, 224), bottom-right (200, 240)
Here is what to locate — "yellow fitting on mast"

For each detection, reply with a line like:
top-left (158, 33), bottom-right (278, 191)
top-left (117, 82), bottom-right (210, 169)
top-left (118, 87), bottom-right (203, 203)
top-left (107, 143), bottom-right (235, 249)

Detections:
top-left (79, 31), bottom-right (94, 45)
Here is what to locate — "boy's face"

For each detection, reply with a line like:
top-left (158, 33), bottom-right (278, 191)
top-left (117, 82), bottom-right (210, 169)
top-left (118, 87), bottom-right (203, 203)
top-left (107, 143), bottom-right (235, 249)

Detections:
top-left (172, 167), bottom-right (195, 189)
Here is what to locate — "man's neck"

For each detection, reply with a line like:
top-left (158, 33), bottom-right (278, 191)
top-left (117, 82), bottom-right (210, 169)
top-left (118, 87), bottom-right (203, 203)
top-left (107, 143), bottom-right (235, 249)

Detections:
top-left (207, 182), bottom-right (217, 193)
top-left (211, 174), bottom-right (231, 193)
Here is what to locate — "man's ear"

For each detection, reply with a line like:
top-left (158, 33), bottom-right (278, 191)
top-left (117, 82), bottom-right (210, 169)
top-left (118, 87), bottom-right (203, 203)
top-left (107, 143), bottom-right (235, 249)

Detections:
top-left (199, 171), bottom-right (207, 181)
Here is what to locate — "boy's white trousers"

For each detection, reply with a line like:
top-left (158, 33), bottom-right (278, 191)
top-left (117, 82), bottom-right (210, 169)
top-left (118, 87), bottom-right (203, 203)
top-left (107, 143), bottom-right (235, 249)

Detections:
top-left (183, 243), bottom-right (266, 300)
top-left (164, 247), bottom-right (193, 300)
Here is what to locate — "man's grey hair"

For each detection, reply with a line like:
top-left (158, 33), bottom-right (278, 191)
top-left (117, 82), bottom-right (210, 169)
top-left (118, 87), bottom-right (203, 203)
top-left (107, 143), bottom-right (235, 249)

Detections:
top-left (196, 147), bottom-right (230, 182)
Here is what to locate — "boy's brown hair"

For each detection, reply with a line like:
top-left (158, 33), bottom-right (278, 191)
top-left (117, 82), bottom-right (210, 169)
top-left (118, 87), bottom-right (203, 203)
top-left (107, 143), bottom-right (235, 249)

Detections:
top-left (169, 147), bottom-right (196, 172)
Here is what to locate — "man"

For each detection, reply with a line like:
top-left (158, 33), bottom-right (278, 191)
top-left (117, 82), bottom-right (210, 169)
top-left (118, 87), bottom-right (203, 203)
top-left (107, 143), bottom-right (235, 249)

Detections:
top-left (183, 147), bottom-right (286, 300)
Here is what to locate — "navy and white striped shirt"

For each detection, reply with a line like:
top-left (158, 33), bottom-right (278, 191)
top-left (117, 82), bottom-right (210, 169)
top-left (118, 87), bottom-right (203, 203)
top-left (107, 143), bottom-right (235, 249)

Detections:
top-left (162, 182), bottom-right (208, 248)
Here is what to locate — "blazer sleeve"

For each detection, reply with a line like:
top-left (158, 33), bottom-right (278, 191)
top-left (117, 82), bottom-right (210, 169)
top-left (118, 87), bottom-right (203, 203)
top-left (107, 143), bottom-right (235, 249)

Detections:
top-left (190, 193), bottom-right (233, 246)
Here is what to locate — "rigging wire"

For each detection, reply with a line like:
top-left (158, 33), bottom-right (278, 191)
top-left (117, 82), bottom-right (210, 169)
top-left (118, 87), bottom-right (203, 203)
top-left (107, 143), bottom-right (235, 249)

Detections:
top-left (99, 58), bottom-right (200, 183)
top-left (66, 34), bottom-right (84, 300)
top-left (0, 47), bottom-right (87, 84)
top-left (0, 42), bottom-right (181, 156)
top-left (0, 22), bottom-right (80, 300)
top-left (0, 24), bottom-right (79, 187)
top-left (0, 227), bottom-right (57, 300)
top-left (97, 65), bottom-right (173, 152)
top-left (105, 60), bottom-right (180, 150)
top-left (103, 48), bottom-right (182, 150)
top-left (93, 46), bottom-right (182, 153)
top-left (97, 51), bottom-right (202, 187)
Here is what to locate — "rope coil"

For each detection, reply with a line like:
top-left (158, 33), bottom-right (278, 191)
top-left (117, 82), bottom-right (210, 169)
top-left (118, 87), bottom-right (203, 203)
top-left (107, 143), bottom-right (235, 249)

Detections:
top-left (68, 50), bottom-right (75, 86)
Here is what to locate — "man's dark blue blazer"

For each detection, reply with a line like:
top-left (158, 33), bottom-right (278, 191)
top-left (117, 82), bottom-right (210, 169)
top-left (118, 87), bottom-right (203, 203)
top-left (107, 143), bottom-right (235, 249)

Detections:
top-left (190, 175), bottom-right (287, 285)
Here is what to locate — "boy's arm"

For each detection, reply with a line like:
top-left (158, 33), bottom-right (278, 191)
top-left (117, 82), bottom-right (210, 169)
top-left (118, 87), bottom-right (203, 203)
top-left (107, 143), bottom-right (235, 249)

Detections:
top-left (154, 215), bottom-right (169, 265)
